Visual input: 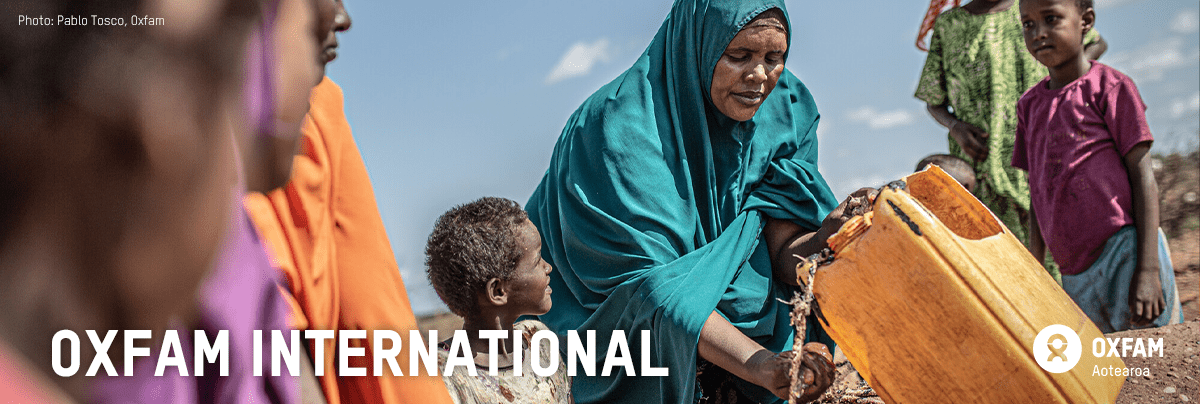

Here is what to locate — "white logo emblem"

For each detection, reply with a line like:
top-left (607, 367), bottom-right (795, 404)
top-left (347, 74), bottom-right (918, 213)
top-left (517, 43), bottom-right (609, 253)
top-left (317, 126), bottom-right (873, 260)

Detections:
top-left (1034, 324), bottom-right (1081, 373)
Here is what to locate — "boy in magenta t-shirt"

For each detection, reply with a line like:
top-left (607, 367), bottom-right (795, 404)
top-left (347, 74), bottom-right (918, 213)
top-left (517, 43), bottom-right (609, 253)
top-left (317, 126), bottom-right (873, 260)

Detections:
top-left (1012, 0), bottom-right (1182, 332)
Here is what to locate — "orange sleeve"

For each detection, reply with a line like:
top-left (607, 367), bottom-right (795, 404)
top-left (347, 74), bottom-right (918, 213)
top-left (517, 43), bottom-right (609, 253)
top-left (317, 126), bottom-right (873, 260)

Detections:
top-left (246, 77), bottom-right (453, 404)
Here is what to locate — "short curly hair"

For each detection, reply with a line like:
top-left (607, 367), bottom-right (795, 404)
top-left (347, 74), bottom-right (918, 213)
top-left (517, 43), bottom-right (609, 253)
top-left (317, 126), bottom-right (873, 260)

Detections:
top-left (425, 197), bottom-right (530, 317)
top-left (916, 154), bottom-right (976, 188)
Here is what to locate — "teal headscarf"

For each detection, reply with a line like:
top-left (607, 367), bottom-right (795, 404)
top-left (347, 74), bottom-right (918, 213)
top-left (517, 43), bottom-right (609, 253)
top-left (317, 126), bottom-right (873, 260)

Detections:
top-left (525, 0), bottom-right (838, 402)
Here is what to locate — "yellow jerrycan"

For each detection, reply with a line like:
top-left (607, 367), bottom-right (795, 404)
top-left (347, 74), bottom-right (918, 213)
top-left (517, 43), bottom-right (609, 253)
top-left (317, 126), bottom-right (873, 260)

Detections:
top-left (812, 166), bottom-right (1126, 403)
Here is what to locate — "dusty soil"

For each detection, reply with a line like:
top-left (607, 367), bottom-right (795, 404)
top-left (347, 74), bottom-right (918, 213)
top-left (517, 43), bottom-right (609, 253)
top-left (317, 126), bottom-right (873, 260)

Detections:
top-left (811, 322), bottom-right (1200, 404)
top-left (1113, 321), bottom-right (1200, 403)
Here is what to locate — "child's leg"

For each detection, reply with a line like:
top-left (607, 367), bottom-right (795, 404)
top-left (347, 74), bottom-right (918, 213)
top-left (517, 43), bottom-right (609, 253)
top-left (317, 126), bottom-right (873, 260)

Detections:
top-left (1152, 228), bottom-right (1184, 327)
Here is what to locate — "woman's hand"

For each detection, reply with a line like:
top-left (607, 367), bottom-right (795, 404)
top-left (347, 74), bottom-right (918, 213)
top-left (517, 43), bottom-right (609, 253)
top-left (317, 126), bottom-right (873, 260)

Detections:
top-left (745, 343), bottom-right (835, 401)
top-left (815, 187), bottom-right (879, 247)
top-left (949, 120), bottom-right (990, 161)
top-left (745, 349), bottom-right (793, 399)
top-left (794, 342), bottom-right (836, 402)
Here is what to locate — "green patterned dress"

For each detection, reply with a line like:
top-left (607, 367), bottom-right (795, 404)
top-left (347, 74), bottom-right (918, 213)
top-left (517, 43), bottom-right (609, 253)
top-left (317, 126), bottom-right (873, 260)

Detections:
top-left (915, 5), bottom-right (1098, 283)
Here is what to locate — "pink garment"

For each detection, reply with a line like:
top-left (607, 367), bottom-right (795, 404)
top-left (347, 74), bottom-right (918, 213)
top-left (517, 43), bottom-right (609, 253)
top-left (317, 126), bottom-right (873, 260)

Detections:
top-left (92, 205), bottom-right (298, 404)
top-left (1012, 61), bottom-right (1153, 275)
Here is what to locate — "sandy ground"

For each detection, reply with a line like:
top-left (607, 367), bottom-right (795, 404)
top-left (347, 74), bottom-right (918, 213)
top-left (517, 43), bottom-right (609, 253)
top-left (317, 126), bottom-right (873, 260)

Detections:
top-left (1113, 321), bottom-right (1200, 403)
top-left (811, 323), bottom-right (1200, 404)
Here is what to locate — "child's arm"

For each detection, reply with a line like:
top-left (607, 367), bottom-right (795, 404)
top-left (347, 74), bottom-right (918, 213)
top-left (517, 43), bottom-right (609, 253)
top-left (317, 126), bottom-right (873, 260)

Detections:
top-left (925, 103), bottom-right (989, 161)
top-left (1027, 205), bottom-right (1046, 265)
top-left (1123, 141), bottom-right (1164, 325)
top-left (1084, 33), bottom-right (1107, 61)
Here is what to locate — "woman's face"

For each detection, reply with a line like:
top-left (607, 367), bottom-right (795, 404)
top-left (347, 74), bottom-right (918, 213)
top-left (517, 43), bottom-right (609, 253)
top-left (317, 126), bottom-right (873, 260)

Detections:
top-left (246, 0), bottom-right (351, 193)
top-left (314, 0), bottom-right (352, 78)
top-left (709, 13), bottom-right (788, 122)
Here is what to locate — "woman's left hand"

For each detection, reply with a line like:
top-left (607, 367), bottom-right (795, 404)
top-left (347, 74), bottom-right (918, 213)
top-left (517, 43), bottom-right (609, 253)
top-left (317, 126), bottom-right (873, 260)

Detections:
top-left (793, 342), bottom-right (836, 402)
top-left (816, 187), bottom-right (879, 247)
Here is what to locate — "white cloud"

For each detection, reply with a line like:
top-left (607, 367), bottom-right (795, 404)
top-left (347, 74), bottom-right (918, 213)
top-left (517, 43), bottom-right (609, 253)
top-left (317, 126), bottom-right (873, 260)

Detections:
top-left (496, 45), bottom-right (521, 61)
top-left (1170, 10), bottom-right (1199, 34)
top-left (847, 106), bottom-right (916, 130)
top-left (1170, 92), bottom-right (1200, 119)
top-left (1105, 37), bottom-right (1200, 83)
top-left (544, 38), bottom-right (612, 85)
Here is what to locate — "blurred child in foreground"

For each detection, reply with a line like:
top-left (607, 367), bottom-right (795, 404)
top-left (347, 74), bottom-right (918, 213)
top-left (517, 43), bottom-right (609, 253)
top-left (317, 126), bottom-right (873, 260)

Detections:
top-left (425, 197), bottom-right (572, 404)
top-left (0, 0), bottom-right (258, 401)
top-left (1012, 0), bottom-right (1182, 332)
top-left (95, 0), bottom-right (333, 401)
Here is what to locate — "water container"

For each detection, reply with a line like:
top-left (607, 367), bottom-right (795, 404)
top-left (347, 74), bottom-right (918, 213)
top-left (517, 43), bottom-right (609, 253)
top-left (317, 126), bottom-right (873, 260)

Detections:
top-left (812, 166), bottom-right (1126, 403)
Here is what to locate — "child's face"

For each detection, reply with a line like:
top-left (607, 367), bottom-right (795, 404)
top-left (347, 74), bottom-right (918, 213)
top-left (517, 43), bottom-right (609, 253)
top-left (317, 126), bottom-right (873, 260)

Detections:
top-left (1020, 0), bottom-right (1094, 70)
top-left (503, 219), bottom-right (554, 316)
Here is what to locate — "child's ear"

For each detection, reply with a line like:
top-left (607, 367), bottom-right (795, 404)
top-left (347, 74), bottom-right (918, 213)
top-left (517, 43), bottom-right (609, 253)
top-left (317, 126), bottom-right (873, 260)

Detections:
top-left (484, 278), bottom-right (507, 306)
top-left (1081, 7), bottom-right (1095, 32)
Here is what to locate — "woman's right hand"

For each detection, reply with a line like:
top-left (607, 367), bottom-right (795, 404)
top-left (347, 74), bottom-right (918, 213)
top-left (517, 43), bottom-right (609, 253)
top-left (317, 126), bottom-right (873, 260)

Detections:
top-left (815, 187), bottom-right (879, 247)
top-left (949, 120), bottom-right (989, 161)
top-left (745, 344), bottom-right (836, 402)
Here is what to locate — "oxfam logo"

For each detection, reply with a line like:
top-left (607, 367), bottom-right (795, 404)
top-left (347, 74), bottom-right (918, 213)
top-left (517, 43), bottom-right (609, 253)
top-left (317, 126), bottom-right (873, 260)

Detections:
top-left (1033, 324), bottom-right (1082, 373)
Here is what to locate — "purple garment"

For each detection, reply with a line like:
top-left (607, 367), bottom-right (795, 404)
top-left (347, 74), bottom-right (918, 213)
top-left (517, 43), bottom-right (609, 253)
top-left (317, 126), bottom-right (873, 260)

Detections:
top-left (1012, 61), bottom-right (1154, 275)
top-left (92, 206), bottom-right (298, 404)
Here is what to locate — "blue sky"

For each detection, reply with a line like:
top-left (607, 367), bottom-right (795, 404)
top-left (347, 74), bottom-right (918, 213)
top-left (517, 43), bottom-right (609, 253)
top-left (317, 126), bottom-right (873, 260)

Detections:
top-left (324, 0), bottom-right (1200, 316)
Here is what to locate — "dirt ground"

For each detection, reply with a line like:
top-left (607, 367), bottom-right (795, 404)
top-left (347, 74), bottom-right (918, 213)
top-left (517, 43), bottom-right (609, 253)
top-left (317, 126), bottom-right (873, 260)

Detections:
top-left (812, 323), bottom-right (1200, 404)
top-left (1113, 320), bottom-right (1200, 403)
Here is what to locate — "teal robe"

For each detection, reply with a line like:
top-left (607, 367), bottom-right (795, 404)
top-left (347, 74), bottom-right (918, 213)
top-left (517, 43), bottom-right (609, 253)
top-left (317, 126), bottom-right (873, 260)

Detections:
top-left (525, 0), bottom-right (839, 402)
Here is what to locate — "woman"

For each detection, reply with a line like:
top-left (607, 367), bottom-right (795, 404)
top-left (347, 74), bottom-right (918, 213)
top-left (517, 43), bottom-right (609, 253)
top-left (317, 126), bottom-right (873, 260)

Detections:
top-left (245, 0), bottom-right (457, 402)
top-left (526, 1), bottom-right (868, 402)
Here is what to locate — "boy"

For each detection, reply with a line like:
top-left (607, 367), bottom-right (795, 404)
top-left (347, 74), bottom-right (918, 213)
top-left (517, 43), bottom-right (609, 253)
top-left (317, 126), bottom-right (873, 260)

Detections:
top-left (1013, 0), bottom-right (1183, 332)
top-left (425, 197), bottom-right (572, 404)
